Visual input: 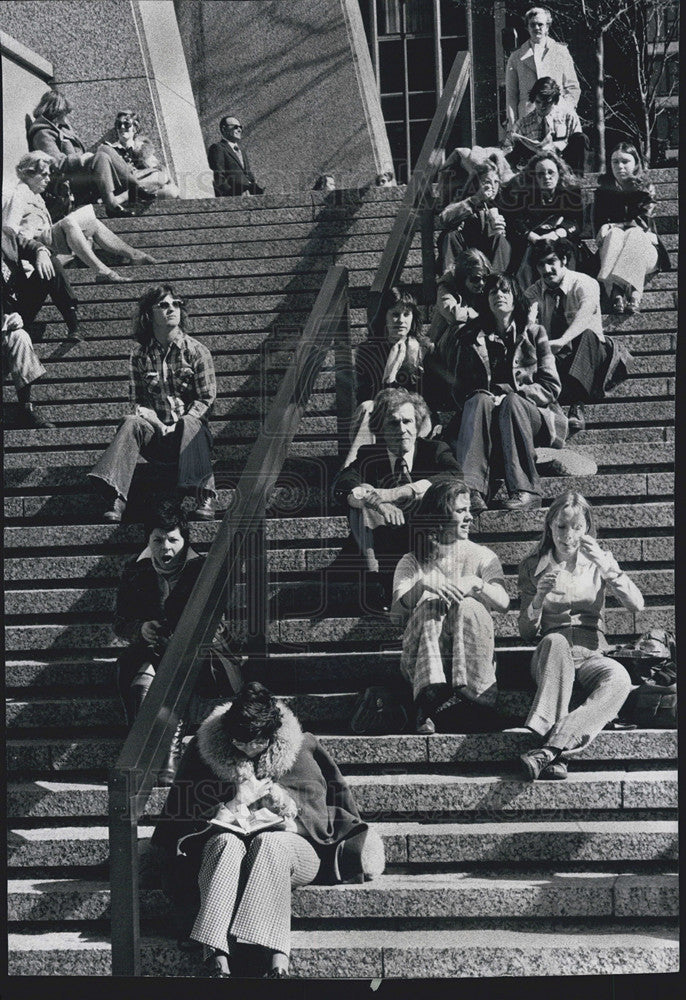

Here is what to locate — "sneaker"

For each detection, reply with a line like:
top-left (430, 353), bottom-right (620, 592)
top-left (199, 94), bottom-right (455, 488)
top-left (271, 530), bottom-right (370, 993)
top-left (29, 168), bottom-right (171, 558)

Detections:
top-left (519, 746), bottom-right (560, 780)
top-left (190, 493), bottom-right (215, 521)
top-left (103, 496), bottom-right (126, 523)
top-left (16, 404), bottom-right (55, 429)
top-left (264, 969), bottom-right (289, 979)
top-left (503, 491), bottom-right (542, 511)
top-left (567, 403), bottom-right (586, 435)
top-left (469, 489), bottom-right (488, 515)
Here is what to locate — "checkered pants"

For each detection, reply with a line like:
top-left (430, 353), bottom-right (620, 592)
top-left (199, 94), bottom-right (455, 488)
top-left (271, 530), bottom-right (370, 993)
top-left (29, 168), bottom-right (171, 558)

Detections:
top-left (399, 595), bottom-right (498, 705)
top-left (191, 830), bottom-right (321, 957)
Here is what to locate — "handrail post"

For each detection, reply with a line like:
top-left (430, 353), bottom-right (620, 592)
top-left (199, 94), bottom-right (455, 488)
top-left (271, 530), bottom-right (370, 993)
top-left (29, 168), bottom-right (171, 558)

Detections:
top-left (420, 198), bottom-right (437, 308)
top-left (334, 285), bottom-right (354, 459)
top-left (109, 767), bottom-right (141, 976)
top-left (246, 501), bottom-right (268, 672)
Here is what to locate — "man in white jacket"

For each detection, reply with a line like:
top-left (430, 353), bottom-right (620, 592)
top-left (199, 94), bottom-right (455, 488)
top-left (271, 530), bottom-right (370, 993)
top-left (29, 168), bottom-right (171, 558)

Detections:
top-left (505, 6), bottom-right (581, 127)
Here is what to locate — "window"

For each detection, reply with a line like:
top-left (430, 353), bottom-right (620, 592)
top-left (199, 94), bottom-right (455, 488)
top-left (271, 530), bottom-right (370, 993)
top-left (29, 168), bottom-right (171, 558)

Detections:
top-left (361, 0), bottom-right (468, 181)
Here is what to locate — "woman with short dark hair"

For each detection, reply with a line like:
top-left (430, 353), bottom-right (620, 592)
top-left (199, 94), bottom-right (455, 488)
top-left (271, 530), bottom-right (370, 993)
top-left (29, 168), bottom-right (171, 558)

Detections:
top-left (390, 475), bottom-right (509, 734)
top-left (151, 681), bottom-right (384, 977)
top-left (100, 109), bottom-right (179, 199)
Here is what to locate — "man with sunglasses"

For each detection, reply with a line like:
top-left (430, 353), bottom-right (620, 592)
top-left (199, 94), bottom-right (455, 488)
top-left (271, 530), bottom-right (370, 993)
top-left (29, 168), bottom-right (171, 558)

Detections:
top-left (88, 284), bottom-right (217, 522)
top-left (207, 115), bottom-right (264, 197)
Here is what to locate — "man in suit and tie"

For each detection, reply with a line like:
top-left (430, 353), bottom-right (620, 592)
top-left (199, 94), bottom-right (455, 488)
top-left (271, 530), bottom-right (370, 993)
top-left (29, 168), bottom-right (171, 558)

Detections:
top-left (207, 115), bottom-right (265, 197)
top-left (525, 239), bottom-right (611, 435)
top-left (333, 388), bottom-right (460, 612)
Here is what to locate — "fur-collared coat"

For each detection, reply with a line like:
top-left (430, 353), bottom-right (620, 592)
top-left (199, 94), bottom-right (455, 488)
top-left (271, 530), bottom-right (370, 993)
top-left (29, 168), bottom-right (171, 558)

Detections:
top-left (151, 701), bottom-right (368, 918)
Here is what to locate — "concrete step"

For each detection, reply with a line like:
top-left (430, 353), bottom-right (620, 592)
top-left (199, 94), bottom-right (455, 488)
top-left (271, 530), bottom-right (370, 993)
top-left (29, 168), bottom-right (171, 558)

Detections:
top-left (6, 770), bottom-right (677, 820)
top-left (4, 501), bottom-right (674, 554)
top-left (6, 730), bottom-right (677, 776)
top-left (7, 820), bottom-right (678, 869)
top-left (7, 872), bottom-right (678, 923)
top-left (3, 596), bottom-right (676, 656)
top-left (3, 565), bottom-right (674, 619)
top-left (7, 923), bottom-right (679, 977)
top-left (3, 535), bottom-right (672, 587)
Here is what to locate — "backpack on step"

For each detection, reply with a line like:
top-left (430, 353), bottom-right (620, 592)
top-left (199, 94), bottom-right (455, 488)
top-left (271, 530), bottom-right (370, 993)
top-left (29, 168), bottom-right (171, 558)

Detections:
top-left (350, 686), bottom-right (409, 735)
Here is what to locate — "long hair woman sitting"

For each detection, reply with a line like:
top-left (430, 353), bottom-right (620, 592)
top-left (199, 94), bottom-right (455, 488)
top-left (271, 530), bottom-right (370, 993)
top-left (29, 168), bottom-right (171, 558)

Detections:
top-left (390, 475), bottom-right (509, 735)
top-left (151, 682), bottom-right (384, 978)
top-left (517, 491), bottom-right (644, 780)
top-left (593, 140), bottom-right (671, 314)
top-left (344, 285), bottom-right (432, 466)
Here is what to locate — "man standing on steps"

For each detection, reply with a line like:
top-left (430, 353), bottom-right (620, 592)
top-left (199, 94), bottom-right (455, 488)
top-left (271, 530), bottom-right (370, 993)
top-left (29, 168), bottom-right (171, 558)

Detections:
top-left (333, 388), bottom-right (460, 613)
top-left (525, 239), bottom-right (618, 436)
top-left (87, 284), bottom-right (217, 523)
top-left (207, 115), bottom-right (265, 197)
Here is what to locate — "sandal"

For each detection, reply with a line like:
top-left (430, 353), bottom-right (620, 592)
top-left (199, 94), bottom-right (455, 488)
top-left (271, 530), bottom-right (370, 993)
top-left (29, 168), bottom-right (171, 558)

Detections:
top-left (95, 269), bottom-right (133, 284)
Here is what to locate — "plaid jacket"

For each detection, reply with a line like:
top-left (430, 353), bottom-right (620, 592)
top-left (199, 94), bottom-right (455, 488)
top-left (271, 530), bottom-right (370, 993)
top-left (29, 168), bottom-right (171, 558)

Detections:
top-left (513, 104), bottom-right (581, 148)
top-left (129, 331), bottom-right (216, 424)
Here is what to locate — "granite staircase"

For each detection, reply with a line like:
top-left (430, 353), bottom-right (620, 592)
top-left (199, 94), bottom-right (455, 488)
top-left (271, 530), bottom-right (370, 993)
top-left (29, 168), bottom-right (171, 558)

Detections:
top-left (5, 174), bottom-right (678, 977)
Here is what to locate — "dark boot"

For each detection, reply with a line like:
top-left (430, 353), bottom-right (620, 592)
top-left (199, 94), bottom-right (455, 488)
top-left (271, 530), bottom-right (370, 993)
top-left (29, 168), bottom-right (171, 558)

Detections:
top-left (414, 683), bottom-right (450, 734)
top-left (158, 720), bottom-right (186, 786)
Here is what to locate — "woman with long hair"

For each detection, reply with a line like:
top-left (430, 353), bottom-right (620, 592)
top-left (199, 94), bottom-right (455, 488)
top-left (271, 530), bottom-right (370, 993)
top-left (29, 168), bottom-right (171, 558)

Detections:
top-left (344, 285), bottom-right (432, 465)
top-left (518, 490), bottom-right (644, 780)
top-left (593, 140), bottom-right (671, 314)
top-left (151, 681), bottom-right (384, 977)
top-left (390, 475), bottom-right (509, 734)
top-left (500, 149), bottom-right (583, 290)
top-left (442, 272), bottom-right (567, 513)
top-left (3, 151), bottom-right (158, 286)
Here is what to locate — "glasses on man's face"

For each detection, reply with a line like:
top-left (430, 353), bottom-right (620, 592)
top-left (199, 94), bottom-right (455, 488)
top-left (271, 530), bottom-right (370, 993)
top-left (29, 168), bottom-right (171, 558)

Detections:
top-left (226, 123), bottom-right (242, 130)
top-left (154, 299), bottom-right (184, 311)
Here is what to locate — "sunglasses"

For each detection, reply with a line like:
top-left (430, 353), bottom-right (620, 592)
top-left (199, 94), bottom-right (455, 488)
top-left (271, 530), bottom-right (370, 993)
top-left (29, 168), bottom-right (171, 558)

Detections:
top-left (116, 118), bottom-right (137, 128)
top-left (226, 123), bottom-right (242, 129)
top-left (153, 298), bottom-right (184, 310)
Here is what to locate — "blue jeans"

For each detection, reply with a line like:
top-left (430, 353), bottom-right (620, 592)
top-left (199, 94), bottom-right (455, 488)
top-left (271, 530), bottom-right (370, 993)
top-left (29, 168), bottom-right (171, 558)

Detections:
top-left (88, 413), bottom-right (215, 500)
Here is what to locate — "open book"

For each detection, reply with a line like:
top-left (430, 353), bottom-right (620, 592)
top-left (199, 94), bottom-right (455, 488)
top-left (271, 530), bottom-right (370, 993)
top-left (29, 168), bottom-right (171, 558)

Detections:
top-left (177, 805), bottom-right (285, 855)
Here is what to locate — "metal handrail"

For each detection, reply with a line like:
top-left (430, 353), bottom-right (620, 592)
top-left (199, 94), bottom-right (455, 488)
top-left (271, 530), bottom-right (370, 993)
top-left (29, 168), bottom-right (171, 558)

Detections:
top-left (108, 265), bottom-right (352, 975)
top-left (367, 49), bottom-right (472, 323)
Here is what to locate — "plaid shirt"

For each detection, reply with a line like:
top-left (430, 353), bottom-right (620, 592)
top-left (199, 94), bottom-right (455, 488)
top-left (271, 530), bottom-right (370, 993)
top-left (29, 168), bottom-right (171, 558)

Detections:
top-left (513, 103), bottom-right (581, 148)
top-left (129, 331), bottom-right (216, 424)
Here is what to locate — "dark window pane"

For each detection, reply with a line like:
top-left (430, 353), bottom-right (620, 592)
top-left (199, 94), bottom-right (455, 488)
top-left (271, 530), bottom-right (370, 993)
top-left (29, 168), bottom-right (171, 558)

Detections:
top-left (382, 94), bottom-right (406, 120)
top-left (405, 0), bottom-right (434, 34)
top-left (440, 0), bottom-right (466, 37)
top-left (387, 120), bottom-right (409, 183)
top-left (441, 37), bottom-right (460, 85)
top-left (409, 91), bottom-right (437, 118)
top-left (378, 0), bottom-right (401, 35)
top-left (379, 38), bottom-right (405, 92)
top-left (407, 37), bottom-right (435, 90)
top-left (409, 120), bottom-right (431, 169)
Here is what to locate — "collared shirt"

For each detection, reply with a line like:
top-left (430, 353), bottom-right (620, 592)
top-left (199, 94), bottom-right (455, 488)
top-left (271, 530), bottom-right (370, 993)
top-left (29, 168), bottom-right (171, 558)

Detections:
top-left (129, 331), bottom-right (216, 425)
top-left (513, 103), bottom-right (581, 147)
top-left (349, 446), bottom-right (431, 507)
top-left (526, 269), bottom-right (605, 341)
top-left (222, 138), bottom-right (245, 166)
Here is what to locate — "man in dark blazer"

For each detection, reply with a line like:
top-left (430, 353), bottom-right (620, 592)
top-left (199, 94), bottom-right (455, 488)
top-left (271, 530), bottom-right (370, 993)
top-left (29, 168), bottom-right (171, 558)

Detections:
top-left (333, 388), bottom-right (460, 611)
top-left (207, 115), bottom-right (265, 197)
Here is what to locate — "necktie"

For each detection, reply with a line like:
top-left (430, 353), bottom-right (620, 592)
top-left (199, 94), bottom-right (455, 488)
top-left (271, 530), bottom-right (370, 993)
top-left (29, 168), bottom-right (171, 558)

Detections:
top-left (539, 114), bottom-right (549, 141)
top-left (394, 458), bottom-right (412, 486)
top-left (549, 287), bottom-right (567, 341)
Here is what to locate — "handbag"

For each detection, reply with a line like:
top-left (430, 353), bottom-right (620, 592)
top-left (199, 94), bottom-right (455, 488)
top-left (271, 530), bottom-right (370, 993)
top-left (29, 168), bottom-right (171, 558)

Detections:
top-left (612, 630), bottom-right (677, 729)
top-left (350, 686), bottom-right (409, 736)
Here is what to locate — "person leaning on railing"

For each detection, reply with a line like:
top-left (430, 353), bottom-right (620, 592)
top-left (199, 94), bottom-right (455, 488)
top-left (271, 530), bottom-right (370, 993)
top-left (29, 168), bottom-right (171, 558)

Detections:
top-left (151, 681), bottom-right (384, 978)
top-left (517, 490), bottom-right (644, 781)
top-left (593, 140), bottom-right (671, 315)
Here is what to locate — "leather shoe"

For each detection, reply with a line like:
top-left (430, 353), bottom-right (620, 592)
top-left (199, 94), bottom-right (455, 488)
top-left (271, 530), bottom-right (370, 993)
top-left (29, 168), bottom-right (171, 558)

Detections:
top-left (190, 493), bottom-right (215, 521)
top-left (567, 403), bottom-right (586, 435)
top-left (415, 683), bottom-right (449, 733)
top-left (16, 404), bottom-right (55, 429)
top-left (540, 759), bottom-right (568, 780)
top-left (103, 496), bottom-right (126, 523)
top-left (519, 746), bottom-right (561, 780)
top-left (503, 491), bottom-right (542, 511)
